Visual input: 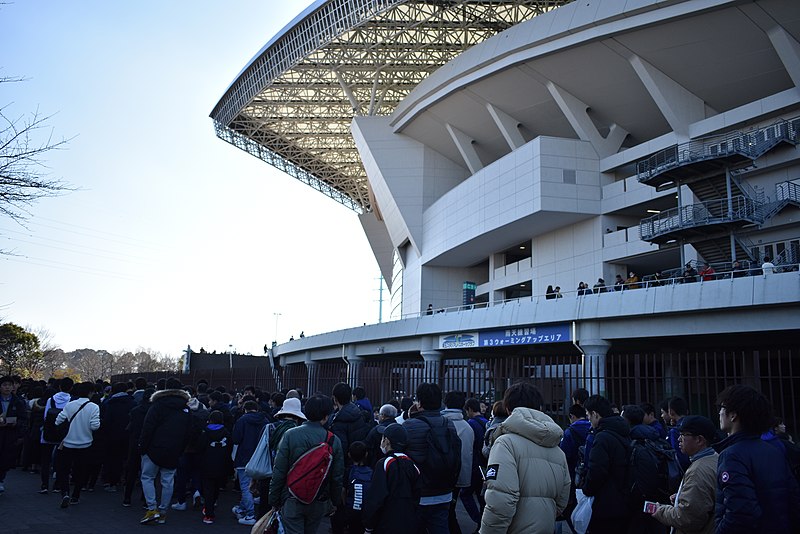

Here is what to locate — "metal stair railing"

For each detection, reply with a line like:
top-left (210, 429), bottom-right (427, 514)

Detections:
top-left (639, 196), bottom-right (763, 240)
top-left (637, 117), bottom-right (798, 183)
top-left (776, 180), bottom-right (800, 203)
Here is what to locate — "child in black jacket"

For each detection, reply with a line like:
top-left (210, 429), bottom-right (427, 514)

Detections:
top-left (197, 410), bottom-right (232, 524)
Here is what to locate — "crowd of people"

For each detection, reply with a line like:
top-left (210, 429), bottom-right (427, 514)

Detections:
top-left (551, 256), bottom-right (788, 298)
top-left (0, 373), bottom-right (798, 533)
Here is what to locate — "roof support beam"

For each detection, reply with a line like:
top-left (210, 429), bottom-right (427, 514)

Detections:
top-left (334, 69), bottom-right (363, 115)
top-left (546, 82), bottom-right (627, 158)
top-left (629, 55), bottom-right (710, 140)
top-left (767, 26), bottom-right (800, 89)
top-left (446, 123), bottom-right (483, 174)
top-left (486, 103), bottom-right (526, 150)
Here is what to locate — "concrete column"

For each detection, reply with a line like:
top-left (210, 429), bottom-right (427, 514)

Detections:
top-left (304, 354), bottom-right (318, 396)
top-left (581, 340), bottom-right (611, 397)
top-left (421, 350), bottom-right (444, 386)
top-left (348, 355), bottom-right (364, 389)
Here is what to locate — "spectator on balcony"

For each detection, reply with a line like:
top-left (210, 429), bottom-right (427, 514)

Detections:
top-left (761, 256), bottom-right (775, 276)
top-left (626, 271), bottom-right (640, 289)
top-left (614, 274), bottom-right (625, 291)
top-left (576, 282), bottom-right (589, 296)
top-left (426, 304), bottom-right (434, 315)
top-left (731, 260), bottom-right (747, 278)
top-left (593, 278), bottom-right (606, 294)
top-left (554, 286), bottom-right (563, 298)
top-left (545, 285), bottom-right (556, 300)
top-left (683, 262), bottom-right (698, 283)
top-left (699, 262), bottom-right (716, 281)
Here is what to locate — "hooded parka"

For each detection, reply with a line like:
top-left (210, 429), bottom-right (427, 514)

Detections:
top-left (480, 407), bottom-right (571, 534)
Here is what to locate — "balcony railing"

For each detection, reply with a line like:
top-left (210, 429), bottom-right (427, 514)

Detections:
top-left (639, 195), bottom-right (762, 241)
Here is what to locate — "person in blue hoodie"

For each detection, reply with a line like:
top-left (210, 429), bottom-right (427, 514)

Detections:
top-left (231, 400), bottom-right (268, 526)
top-left (713, 385), bottom-right (800, 533)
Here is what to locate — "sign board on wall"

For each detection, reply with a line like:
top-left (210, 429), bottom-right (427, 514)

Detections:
top-left (439, 324), bottom-right (571, 349)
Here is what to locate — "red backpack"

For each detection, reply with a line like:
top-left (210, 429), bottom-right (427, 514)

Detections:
top-left (286, 431), bottom-right (335, 504)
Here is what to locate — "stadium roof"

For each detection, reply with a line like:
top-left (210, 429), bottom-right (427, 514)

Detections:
top-left (210, 0), bottom-right (572, 214)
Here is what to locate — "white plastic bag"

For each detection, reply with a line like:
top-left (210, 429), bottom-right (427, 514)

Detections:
top-left (245, 423), bottom-right (273, 479)
top-left (570, 489), bottom-right (594, 534)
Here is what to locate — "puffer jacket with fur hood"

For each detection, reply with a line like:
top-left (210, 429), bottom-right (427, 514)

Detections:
top-left (138, 389), bottom-right (192, 468)
top-left (480, 407), bottom-right (571, 534)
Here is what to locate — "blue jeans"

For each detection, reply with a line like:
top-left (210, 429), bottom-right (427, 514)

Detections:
top-left (417, 502), bottom-right (449, 534)
top-left (140, 454), bottom-right (176, 511)
top-left (236, 467), bottom-right (254, 517)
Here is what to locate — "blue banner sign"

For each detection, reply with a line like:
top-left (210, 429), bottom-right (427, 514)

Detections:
top-left (478, 324), bottom-right (571, 347)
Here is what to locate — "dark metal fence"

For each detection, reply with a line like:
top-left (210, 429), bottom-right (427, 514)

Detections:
top-left (114, 346), bottom-right (799, 437)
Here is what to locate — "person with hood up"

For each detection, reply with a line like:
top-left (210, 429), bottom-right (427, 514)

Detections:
top-left (480, 382), bottom-right (570, 534)
top-left (582, 395), bottom-right (633, 533)
top-left (139, 379), bottom-right (192, 525)
top-left (231, 399), bottom-right (268, 526)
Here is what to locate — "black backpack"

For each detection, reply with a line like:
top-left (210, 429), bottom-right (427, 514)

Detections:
top-left (628, 438), bottom-right (678, 504)
top-left (418, 416), bottom-right (461, 489)
top-left (42, 398), bottom-right (66, 443)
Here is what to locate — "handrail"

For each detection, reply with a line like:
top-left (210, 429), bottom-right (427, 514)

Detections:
top-left (403, 262), bottom-right (800, 321)
top-left (639, 195), bottom-right (762, 240)
top-left (636, 117), bottom-right (798, 183)
top-left (777, 180), bottom-right (800, 203)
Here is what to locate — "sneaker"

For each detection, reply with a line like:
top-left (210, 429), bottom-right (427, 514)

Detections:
top-left (0, 482), bottom-right (5, 494)
top-left (155, 511), bottom-right (167, 525)
top-left (231, 505), bottom-right (245, 519)
top-left (202, 515), bottom-right (215, 524)
top-left (122, 499), bottom-right (131, 507)
top-left (60, 495), bottom-right (70, 509)
top-left (238, 515), bottom-right (256, 526)
top-left (69, 497), bottom-right (80, 505)
top-left (140, 509), bottom-right (160, 524)
top-left (171, 501), bottom-right (187, 511)
top-left (104, 485), bottom-right (118, 493)
top-left (38, 486), bottom-right (49, 494)
top-left (193, 490), bottom-right (203, 509)
top-left (253, 496), bottom-right (261, 505)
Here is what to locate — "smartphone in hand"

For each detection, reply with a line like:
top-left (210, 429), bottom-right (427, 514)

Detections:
top-left (643, 501), bottom-right (659, 514)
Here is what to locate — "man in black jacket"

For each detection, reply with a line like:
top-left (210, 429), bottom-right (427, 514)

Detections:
top-left (99, 381), bottom-right (134, 491)
top-left (402, 382), bottom-right (461, 534)
top-left (582, 395), bottom-right (632, 534)
top-left (329, 382), bottom-right (371, 534)
top-left (139, 379), bottom-right (192, 525)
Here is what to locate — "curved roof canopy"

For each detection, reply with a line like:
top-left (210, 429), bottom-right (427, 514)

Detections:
top-left (210, 0), bottom-right (572, 213)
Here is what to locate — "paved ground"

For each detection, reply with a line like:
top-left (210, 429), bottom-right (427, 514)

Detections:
top-left (2, 467), bottom-right (479, 533)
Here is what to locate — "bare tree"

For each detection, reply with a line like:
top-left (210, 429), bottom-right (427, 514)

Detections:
top-left (30, 325), bottom-right (64, 379)
top-left (1, 76), bottom-right (74, 231)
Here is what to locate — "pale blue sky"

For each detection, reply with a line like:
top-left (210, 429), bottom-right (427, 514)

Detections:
top-left (0, 1), bottom-right (380, 357)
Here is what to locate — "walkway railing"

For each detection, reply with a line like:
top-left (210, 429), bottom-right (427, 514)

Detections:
top-left (639, 195), bottom-right (762, 240)
top-left (636, 118), bottom-right (798, 183)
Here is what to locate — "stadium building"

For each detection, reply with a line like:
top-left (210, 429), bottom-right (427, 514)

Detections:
top-left (211, 0), bottom-right (800, 427)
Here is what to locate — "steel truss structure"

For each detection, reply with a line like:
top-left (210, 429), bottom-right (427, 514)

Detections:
top-left (211, 0), bottom-right (572, 213)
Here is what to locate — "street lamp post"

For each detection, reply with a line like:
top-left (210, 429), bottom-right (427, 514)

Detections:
top-left (274, 312), bottom-right (282, 344)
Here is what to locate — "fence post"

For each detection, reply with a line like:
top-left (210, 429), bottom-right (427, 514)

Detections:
top-left (581, 339), bottom-right (611, 397)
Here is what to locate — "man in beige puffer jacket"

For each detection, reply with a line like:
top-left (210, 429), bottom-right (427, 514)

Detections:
top-left (480, 382), bottom-right (571, 534)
